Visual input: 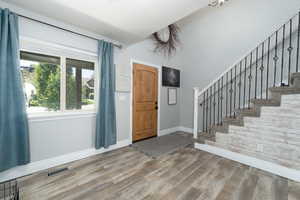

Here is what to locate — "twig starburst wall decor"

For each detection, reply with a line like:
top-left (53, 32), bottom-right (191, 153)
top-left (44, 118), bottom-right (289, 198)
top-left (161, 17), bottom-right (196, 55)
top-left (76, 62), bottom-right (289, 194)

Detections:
top-left (152, 24), bottom-right (180, 57)
top-left (209, 0), bottom-right (229, 7)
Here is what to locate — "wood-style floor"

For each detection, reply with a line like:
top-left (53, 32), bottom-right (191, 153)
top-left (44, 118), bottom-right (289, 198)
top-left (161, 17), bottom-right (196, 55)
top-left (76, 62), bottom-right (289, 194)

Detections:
top-left (18, 146), bottom-right (300, 200)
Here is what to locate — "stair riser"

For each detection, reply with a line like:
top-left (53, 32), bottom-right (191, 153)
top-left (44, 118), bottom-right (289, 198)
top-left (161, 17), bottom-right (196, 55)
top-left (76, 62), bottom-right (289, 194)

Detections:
top-left (261, 106), bottom-right (300, 115)
top-left (229, 125), bottom-right (300, 139)
top-left (228, 129), bottom-right (300, 147)
top-left (270, 89), bottom-right (300, 102)
top-left (244, 118), bottom-right (300, 130)
top-left (210, 120), bottom-right (243, 134)
top-left (211, 126), bottom-right (228, 134)
top-left (290, 73), bottom-right (300, 88)
top-left (223, 120), bottom-right (243, 126)
top-left (215, 132), bottom-right (230, 145)
top-left (236, 111), bottom-right (260, 120)
top-left (281, 95), bottom-right (300, 107)
top-left (270, 92), bottom-right (283, 102)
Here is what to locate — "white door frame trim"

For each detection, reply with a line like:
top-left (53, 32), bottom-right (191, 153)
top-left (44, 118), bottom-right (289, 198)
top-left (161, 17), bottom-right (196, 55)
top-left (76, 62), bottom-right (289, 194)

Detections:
top-left (130, 59), bottom-right (161, 143)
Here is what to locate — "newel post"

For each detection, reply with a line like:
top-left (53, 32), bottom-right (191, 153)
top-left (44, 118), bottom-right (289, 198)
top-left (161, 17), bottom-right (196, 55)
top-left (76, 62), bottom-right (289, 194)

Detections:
top-left (193, 87), bottom-right (199, 139)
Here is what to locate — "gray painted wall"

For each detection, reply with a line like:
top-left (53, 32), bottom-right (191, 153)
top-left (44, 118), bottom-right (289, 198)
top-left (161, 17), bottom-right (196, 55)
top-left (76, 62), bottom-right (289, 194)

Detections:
top-left (116, 38), bottom-right (182, 132)
top-left (2, 0), bottom-right (300, 163)
top-left (175, 0), bottom-right (300, 129)
top-left (0, 1), bottom-right (182, 162)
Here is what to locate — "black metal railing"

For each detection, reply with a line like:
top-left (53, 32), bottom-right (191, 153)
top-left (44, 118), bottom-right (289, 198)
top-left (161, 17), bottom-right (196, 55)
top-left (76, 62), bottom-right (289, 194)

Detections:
top-left (198, 10), bottom-right (300, 133)
top-left (0, 179), bottom-right (19, 200)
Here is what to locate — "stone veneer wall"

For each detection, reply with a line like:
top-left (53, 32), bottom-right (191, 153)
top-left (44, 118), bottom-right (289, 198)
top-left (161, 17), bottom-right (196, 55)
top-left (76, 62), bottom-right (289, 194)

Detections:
top-left (214, 94), bottom-right (300, 170)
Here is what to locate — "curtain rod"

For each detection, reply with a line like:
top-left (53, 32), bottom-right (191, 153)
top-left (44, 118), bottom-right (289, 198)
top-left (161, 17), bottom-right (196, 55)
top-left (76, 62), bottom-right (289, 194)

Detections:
top-left (18, 14), bottom-right (122, 49)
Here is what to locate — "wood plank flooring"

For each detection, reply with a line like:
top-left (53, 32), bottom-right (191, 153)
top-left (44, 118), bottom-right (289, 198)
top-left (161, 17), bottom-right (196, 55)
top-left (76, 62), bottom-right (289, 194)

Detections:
top-left (17, 146), bottom-right (300, 200)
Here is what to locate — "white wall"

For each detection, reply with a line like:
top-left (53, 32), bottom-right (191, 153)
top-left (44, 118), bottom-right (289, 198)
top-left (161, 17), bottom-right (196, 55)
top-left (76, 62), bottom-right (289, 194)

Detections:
top-left (176, 0), bottom-right (300, 129)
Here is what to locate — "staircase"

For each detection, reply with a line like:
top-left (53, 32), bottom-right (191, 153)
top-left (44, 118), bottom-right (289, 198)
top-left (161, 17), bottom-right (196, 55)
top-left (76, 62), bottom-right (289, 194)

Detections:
top-left (193, 11), bottom-right (300, 181)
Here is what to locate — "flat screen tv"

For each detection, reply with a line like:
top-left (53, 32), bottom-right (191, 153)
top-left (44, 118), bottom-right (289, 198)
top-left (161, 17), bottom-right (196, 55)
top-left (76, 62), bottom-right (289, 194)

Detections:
top-left (162, 66), bottom-right (180, 87)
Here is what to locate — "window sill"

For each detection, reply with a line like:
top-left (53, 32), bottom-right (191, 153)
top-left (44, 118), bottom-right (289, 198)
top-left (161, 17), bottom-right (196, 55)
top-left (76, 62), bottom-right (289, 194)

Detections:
top-left (28, 111), bottom-right (96, 122)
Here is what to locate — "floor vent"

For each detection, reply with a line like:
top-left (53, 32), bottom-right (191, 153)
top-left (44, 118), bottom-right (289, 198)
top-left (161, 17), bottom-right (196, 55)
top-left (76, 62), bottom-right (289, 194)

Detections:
top-left (48, 167), bottom-right (69, 177)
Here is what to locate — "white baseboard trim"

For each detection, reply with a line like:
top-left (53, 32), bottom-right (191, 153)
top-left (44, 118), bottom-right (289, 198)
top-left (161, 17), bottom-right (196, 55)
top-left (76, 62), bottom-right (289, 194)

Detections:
top-left (0, 139), bottom-right (131, 183)
top-left (178, 126), bottom-right (193, 134)
top-left (195, 143), bottom-right (300, 182)
top-left (159, 126), bottom-right (181, 136)
top-left (159, 126), bottom-right (193, 136)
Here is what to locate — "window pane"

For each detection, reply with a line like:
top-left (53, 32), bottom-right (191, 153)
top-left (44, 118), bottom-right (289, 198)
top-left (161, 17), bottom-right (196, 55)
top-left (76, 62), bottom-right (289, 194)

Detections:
top-left (66, 58), bottom-right (95, 111)
top-left (20, 51), bottom-right (61, 113)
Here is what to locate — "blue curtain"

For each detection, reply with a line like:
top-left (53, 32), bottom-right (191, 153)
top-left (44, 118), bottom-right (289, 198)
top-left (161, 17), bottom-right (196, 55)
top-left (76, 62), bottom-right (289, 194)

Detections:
top-left (95, 40), bottom-right (116, 149)
top-left (0, 8), bottom-right (30, 172)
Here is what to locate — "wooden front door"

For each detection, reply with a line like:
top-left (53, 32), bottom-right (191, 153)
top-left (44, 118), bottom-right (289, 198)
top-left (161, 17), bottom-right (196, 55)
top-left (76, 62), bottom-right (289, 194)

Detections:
top-left (133, 63), bottom-right (158, 142)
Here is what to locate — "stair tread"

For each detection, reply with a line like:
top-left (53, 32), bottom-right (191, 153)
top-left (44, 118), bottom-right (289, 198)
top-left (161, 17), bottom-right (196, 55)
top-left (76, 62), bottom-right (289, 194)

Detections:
top-left (235, 108), bottom-right (258, 117)
top-left (291, 72), bottom-right (300, 78)
top-left (211, 124), bottom-right (226, 130)
top-left (250, 98), bottom-right (280, 105)
top-left (269, 86), bottom-right (300, 93)
top-left (223, 117), bottom-right (242, 123)
top-left (235, 108), bottom-right (256, 112)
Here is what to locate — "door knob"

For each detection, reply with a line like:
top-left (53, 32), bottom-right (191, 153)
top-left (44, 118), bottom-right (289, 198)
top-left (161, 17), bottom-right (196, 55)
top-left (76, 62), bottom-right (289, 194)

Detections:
top-left (155, 106), bottom-right (158, 110)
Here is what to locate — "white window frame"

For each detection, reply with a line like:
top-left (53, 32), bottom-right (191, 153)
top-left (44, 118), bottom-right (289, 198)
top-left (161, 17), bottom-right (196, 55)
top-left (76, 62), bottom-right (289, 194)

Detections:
top-left (20, 38), bottom-right (99, 120)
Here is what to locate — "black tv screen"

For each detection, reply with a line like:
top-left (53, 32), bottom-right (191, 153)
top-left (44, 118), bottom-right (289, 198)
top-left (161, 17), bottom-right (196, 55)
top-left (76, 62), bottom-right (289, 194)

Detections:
top-left (162, 66), bottom-right (180, 87)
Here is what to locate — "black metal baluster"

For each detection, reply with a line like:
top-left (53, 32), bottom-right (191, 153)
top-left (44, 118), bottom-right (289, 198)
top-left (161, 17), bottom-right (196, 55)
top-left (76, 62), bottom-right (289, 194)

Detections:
top-left (260, 42), bottom-right (265, 99)
top-left (239, 61), bottom-right (242, 109)
top-left (274, 31), bottom-right (279, 87)
top-left (203, 92), bottom-right (206, 132)
top-left (213, 83), bottom-right (216, 126)
top-left (230, 69), bottom-right (233, 117)
top-left (281, 24), bottom-right (286, 85)
top-left (266, 37), bottom-right (271, 99)
top-left (248, 52), bottom-right (253, 109)
top-left (221, 76), bottom-right (223, 125)
top-left (288, 19), bottom-right (293, 85)
top-left (297, 12), bottom-right (300, 72)
top-left (244, 57), bottom-right (247, 108)
top-left (217, 80), bottom-right (220, 125)
top-left (206, 90), bottom-right (209, 132)
top-left (255, 47), bottom-right (258, 99)
top-left (234, 65), bottom-right (237, 117)
top-left (210, 86), bottom-right (212, 129)
top-left (226, 72), bottom-right (228, 117)
top-left (208, 88), bottom-right (210, 130)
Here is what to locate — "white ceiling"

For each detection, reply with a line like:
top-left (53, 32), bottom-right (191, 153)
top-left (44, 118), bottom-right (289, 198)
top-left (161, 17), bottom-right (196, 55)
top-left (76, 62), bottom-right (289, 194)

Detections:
top-left (2, 0), bottom-right (208, 44)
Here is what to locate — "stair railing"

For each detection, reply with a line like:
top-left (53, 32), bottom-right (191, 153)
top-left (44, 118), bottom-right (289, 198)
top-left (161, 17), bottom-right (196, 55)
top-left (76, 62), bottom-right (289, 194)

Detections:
top-left (193, 10), bottom-right (300, 139)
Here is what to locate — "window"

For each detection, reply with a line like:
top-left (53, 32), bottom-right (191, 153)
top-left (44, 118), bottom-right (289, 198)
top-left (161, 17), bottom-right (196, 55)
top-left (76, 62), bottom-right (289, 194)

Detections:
top-left (20, 51), bottom-right (95, 114)
top-left (66, 58), bottom-right (95, 111)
